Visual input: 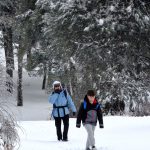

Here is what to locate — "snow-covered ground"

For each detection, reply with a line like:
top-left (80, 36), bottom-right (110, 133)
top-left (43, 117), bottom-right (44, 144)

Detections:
top-left (17, 116), bottom-right (150, 150)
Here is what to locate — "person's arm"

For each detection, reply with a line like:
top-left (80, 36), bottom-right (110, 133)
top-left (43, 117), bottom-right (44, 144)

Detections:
top-left (76, 102), bottom-right (83, 128)
top-left (48, 93), bottom-right (59, 104)
top-left (66, 92), bottom-right (77, 113)
top-left (97, 104), bottom-right (104, 128)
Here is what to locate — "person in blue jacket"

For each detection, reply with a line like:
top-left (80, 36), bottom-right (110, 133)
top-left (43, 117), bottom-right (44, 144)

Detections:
top-left (48, 81), bottom-right (77, 141)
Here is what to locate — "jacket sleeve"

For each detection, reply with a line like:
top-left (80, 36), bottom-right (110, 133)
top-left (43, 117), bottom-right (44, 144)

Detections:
top-left (48, 93), bottom-right (59, 104)
top-left (66, 92), bottom-right (77, 112)
top-left (97, 104), bottom-right (104, 127)
top-left (76, 102), bottom-right (83, 127)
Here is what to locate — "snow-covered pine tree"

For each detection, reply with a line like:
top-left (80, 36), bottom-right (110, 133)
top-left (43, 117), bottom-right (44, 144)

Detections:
top-left (13, 0), bottom-right (37, 106)
top-left (36, 0), bottom-right (150, 115)
top-left (0, 0), bottom-right (16, 94)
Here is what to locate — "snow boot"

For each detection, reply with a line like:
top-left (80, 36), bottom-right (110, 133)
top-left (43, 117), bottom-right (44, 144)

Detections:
top-left (62, 138), bottom-right (68, 142)
top-left (92, 146), bottom-right (97, 150)
top-left (57, 137), bottom-right (62, 141)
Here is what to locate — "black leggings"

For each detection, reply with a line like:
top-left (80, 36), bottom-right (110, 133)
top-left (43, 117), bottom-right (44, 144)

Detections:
top-left (54, 115), bottom-right (69, 140)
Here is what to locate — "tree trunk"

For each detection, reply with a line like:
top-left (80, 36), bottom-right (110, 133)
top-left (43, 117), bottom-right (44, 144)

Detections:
top-left (2, 26), bottom-right (14, 74)
top-left (70, 61), bottom-right (77, 96)
top-left (42, 64), bottom-right (47, 90)
top-left (17, 48), bottom-right (23, 106)
top-left (27, 46), bottom-right (32, 70)
top-left (2, 26), bottom-right (14, 93)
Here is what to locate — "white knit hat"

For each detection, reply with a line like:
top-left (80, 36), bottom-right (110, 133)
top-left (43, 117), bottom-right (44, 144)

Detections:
top-left (52, 81), bottom-right (61, 89)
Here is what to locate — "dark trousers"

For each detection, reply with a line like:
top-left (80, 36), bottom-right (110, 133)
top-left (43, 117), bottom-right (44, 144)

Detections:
top-left (54, 115), bottom-right (69, 140)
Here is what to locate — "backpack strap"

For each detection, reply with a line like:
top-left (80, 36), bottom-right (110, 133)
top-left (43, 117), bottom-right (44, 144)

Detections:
top-left (83, 100), bottom-right (100, 110)
top-left (96, 103), bottom-right (100, 110)
top-left (83, 100), bottom-right (87, 110)
top-left (64, 89), bottom-right (67, 99)
top-left (53, 104), bottom-right (68, 117)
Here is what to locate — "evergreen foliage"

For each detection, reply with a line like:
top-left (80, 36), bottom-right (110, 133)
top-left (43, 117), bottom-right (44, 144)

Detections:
top-left (0, 63), bottom-right (19, 149)
top-left (36, 0), bottom-right (150, 116)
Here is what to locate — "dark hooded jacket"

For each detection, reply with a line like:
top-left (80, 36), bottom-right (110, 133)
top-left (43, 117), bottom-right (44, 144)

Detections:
top-left (76, 95), bottom-right (103, 127)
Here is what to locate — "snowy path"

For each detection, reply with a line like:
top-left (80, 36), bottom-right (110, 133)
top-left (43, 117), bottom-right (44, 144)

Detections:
top-left (12, 71), bottom-right (51, 121)
top-left (17, 117), bottom-right (150, 150)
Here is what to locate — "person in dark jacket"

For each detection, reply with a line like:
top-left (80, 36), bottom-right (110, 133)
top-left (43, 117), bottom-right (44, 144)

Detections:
top-left (49, 81), bottom-right (76, 141)
top-left (76, 90), bottom-right (104, 150)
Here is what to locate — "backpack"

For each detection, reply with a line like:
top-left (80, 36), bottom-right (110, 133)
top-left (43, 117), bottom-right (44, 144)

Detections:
top-left (83, 100), bottom-right (100, 110)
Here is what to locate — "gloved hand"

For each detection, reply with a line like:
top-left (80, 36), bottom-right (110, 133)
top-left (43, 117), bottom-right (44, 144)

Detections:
top-left (54, 89), bottom-right (61, 94)
top-left (100, 124), bottom-right (104, 128)
top-left (76, 124), bottom-right (81, 128)
top-left (73, 112), bottom-right (76, 116)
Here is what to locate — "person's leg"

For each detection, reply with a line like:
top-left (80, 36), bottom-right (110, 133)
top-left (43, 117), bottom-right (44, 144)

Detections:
top-left (84, 124), bottom-right (95, 149)
top-left (92, 125), bottom-right (96, 149)
top-left (62, 114), bottom-right (69, 141)
top-left (54, 117), bottom-right (62, 140)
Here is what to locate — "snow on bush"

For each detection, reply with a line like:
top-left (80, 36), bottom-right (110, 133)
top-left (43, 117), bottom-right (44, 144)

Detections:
top-left (0, 63), bottom-right (19, 150)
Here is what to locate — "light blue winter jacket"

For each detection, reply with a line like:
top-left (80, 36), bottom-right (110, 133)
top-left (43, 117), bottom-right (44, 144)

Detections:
top-left (48, 90), bottom-right (76, 117)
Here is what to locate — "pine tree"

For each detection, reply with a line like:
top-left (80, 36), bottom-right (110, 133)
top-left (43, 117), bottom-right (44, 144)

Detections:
top-left (36, 0), bottom-right (150, 115)
top-left (0, 0), bottom-right (15, 93)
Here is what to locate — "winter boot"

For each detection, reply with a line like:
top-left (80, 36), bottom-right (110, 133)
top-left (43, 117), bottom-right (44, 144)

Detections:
top-left (58, 138), bottom-right (62, 141)
top-left (92, 146), bottom-right (97, 150)
top-left (62, 138), bottom-right (68, 142)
